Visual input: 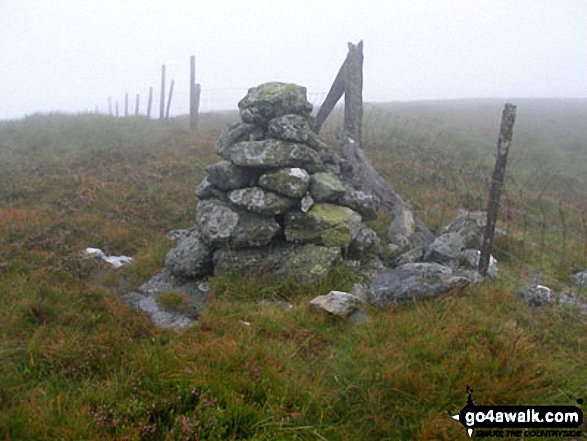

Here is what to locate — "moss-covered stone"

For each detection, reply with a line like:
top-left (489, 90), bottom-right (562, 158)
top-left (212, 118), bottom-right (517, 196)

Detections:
top-left (284, 203), bottom-right (362, 248)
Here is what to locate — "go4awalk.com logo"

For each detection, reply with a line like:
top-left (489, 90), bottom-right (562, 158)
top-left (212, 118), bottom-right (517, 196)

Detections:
top-left (451, 386), bottom-right (584, 438)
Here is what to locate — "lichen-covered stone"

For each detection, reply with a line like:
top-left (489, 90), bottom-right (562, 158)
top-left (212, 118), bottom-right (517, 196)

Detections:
top-left (284, 203), bottom-right (362, 248)
top-left (221, 140), bottom-right (324, 173)
top-left (517, 285), bottom-right (554, 307)
top-left (268, 114), bottom-right (318, 146)
top-left (339, 190), bottom-right (379, 221)
top-left (213, 243), bottom-right (340, 283)
top-left (309, 172), bottom-right (346, 202)
top-left (195, 198), bottom-right (279, 248)
top-left (348, 223), bottom-right (380, 258)
top-left (281, 244), bottom-right (341, 284)
top-left (205, 160), bottom-right (257, 190)
top-left (258, 167), bottom-right (310, 199)
top-left (238, 82), bottom-right (313, 126)
top-left (216, 122), bottom-right (264, 156)
top-left (228, 186), bottom-right (295, 216)
top-left (388, 205), bottom-right (416, 243)
top-left (164, 228), bottom-right (213, 280)
top-left (301, 193), bottom-right (314, 213)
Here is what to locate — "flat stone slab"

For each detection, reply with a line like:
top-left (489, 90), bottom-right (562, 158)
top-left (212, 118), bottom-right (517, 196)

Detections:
top-left (368, 263), bottom-right (470, 307)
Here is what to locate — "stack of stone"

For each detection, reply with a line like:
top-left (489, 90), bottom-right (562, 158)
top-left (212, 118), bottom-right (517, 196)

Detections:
top-left (166, 82), bottom-right (380, 284)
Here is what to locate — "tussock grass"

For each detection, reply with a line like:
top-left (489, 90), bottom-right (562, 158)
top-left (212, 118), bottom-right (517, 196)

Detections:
top-left (1, 106), bottom-right (585, 439)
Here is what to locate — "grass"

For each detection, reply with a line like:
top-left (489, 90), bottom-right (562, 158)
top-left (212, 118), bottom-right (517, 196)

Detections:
top-left (0, 103), bottom-right (586, 440)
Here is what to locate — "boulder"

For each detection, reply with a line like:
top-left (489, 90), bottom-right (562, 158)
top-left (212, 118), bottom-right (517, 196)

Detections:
top-left (213, 243), bottom-right (341, 283)
top-left (228, 186), bottom-right (295, 216)
top-left (309, 172), bottom-right (347, 202)
top-left (309, 291), bottom-right (364, 318)
top-left (348, 223), bottom-right (380, 258)
top-left (569, 271), bottom-right (587, 289)
top-left (284, 203), bottom-right (362, 248)
top-left (164, 228), bottom-right (213, 280)
top-left (205, 160), bottom-right (257, 190)
top-left (221, 139), bottom-right (324, 173)
top-left (423, 232), bottom-right (465, 270)
top-left (258, 167), bottom-right (310, 199)
top-left (268, 114), bottom-right (318, 146)
top-left (517, 285), bottom-right (553, 307)
top-left (339, 189), bottom-right (379, 221)
top-left (440, 210), bottom-right (505, 249)
top-left (238, 82), bottom-right (313, 126)
top-left (367, 262), bottom-right (470, 306)
top-left (216, 122), bottom-right (263, 156)
top-left (195, 199), bottom-right (280, 248)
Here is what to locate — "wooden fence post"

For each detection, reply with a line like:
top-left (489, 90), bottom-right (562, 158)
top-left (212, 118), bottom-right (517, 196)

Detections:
top-left (159, 64), bottom-right (166, 120)
top-left (166, 79), bottom-right (175, 119)
top-left (344, 41), bottom-right (364, 143)
top-left (190, 56), bottom-right (199, 129)
top-left (108, 97), bottom-right (113, 116)
top-left (135, 94), bottom-right (140, 116)
top-left (115, 101), bottom-right (119, 118)
top-left (147, 87), bottom-right (153, 118)
top-left (124, 93), bottom-right (129, 117)
top-left (479, 103), bottom-right (517, 276)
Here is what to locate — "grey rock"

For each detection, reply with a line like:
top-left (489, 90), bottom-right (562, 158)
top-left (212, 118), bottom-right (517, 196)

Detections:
top-left (164, 228), bottom-right (213, 280)
top-left (569, 271), bottom-right (587, 289)
top-left (517, 284), bottom-right (554, 307)
top-left (395, 246), bottom-right (424, 266)
top-left (238, 82), bottom-right (313, 126)
top-left (423, 232), bottom-right (465, 270)
top-left (221, 139), bottom-right (324, 173)
top-left (460, 249), bottom-right (498, 279)
top-left (195, 177), bottom-right (228, 201)
top-left (309, 172), bottom-right (347, 202)
top-left (216, 122), bottom-right (263, 156)
top-left (228, 186), bottom-right (295, 216)
top-left (213, 243), bottom-right (341, 283)
top-left (258, 167), bottom-right (310, 199)
top-left (122, 270), bottom-right (208, 331)
top-left (284, 203), bottom-right (362, 248)
top-left (555, 290), bottom-right (587, 315)
top-left (195, 198), bottom-right (280, 248)
top-left (368, 262), bottom-right (470, 307)
top-left (348, 223), bottom-right (380, 258)
top-left (440, 210), bottom-right (506, 249)
top-left (309, 291), bottom-right (364, 318)
top-left (205, 160), bottom-right (257, 191)
top-left (339, 190), bottom-right (379, 221)
top-left (268, 114), bottom-right (318, 145)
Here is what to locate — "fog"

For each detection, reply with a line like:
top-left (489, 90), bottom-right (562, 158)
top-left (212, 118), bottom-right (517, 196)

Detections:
top-left (1, 0), bottom-right (586, 119)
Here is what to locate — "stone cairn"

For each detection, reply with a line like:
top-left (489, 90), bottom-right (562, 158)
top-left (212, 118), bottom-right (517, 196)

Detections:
top-left (124, 82), bottom-right (586, 330)
top-left (124, 82), bottom-right (380, 328)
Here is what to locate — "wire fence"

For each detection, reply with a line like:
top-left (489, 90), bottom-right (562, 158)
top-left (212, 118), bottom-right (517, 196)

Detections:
top-left (97, 85), bottom-right (586, 289)
top-left (317, 103), bottom-right (587, 289)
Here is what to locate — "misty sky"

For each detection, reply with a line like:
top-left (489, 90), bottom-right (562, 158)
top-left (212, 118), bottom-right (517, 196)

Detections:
top-left (1, 0), bottom-right (586, 119)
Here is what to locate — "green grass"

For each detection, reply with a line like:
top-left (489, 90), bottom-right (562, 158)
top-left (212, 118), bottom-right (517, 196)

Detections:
top-left (0, 104), bottom-right (586, 440)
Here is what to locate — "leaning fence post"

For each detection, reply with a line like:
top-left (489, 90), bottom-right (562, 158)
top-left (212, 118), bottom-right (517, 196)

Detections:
top-left (147, 87), bottom-right (153, 118)
top-left (479, 103), bottom-right (517, 276)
